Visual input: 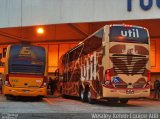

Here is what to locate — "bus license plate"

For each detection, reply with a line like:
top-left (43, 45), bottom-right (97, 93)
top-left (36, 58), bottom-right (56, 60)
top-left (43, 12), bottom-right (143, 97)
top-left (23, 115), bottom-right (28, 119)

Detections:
top-left (126, 90), bottom-right (134, 94)
top-left (22, 90), bottom-right (30, 93)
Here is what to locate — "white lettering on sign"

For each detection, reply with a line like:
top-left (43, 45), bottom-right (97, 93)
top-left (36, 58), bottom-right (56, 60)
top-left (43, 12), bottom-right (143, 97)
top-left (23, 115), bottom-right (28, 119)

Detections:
top-left (128, 0), bottom-right (160, 11)
top-left (81, 52), bottom-right (97, 81)
top-left (19, 47), bottom-right (36, 58)
top-left (121, 29), bottom-right (139, 38)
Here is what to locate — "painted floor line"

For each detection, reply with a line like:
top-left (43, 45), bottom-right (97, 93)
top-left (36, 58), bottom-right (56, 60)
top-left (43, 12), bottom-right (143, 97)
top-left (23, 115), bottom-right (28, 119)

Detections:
top-left (43, 98), bottom-right (54, 105)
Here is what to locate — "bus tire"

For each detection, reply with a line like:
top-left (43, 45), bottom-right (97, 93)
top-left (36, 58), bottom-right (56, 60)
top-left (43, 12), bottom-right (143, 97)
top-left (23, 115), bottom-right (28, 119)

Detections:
top-left (80, 90), bottom-right (87, 102)
top-left (119, 99), bottom-right (128, 104)
top-left (86, 90), bottom-right (94, 104)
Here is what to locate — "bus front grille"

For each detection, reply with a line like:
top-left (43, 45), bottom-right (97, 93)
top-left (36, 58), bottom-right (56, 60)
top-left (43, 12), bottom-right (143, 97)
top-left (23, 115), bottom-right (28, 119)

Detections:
top-left (110, 54), bottom-right (148, 75)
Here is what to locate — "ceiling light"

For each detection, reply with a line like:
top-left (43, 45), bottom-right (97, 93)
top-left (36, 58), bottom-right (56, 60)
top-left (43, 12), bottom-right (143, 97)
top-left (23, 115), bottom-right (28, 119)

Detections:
top-left (37, 27), bottom-right (44, 34)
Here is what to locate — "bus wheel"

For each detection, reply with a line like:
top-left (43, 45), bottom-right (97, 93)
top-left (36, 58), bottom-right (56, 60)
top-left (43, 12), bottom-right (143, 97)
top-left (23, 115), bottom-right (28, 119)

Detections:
top-left (80, 90), bottom-right (87, 102)
top-left (87, 90), bottom-right (94, 104)
top-left (119, 99), bottom-right (128, 104)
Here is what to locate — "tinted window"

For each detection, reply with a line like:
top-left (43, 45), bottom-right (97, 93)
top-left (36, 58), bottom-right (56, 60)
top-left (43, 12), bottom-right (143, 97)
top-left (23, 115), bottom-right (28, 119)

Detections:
top-left (109, 26), bottom-right (149, 44)
top-left (9, 45), bottom-right (46, 75)
top-left (68, 45), bottom-right (83, 63)
top-left (63, 29), bottom-right (104, 65)
top-left (83, 29), bottom-right (103, 55)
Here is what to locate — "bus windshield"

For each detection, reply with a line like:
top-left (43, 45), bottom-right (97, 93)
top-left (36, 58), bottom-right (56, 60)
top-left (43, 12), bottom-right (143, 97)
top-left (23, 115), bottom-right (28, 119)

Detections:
top-left (109, 26), bottom-right (149, 44)
top-left (8, 45), bottom-right (46, 75)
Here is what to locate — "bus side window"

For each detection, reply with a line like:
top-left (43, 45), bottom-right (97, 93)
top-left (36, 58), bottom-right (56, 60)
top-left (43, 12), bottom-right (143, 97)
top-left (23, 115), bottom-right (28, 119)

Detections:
top-left (82, 29), bottom-right (103, 55)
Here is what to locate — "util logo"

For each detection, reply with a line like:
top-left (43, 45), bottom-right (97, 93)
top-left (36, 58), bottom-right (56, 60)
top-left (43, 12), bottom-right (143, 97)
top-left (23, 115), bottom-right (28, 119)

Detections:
top-left (81, 51), bottom-right (97, 81)
top-left (121, 29), bottom-right (139, 38)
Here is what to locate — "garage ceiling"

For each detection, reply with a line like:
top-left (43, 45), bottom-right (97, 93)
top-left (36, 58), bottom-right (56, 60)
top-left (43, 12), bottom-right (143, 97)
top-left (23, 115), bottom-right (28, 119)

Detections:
top-left (0, 19), bottom-right (159, 45)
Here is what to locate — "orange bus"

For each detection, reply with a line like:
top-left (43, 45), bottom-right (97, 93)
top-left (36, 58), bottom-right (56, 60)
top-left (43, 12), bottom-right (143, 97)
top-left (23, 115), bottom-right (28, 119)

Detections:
top-left (57, 24), bottom-right (150, 104)
top-left (3, 44), bottom-right (48, 99)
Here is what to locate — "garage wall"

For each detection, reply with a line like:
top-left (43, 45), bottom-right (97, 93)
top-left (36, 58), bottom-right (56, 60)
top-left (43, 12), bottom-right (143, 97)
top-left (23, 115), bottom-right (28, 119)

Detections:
top-left (150, 39), bottom-right (160, 72)
top-left (0, 0), bottom-right (160, 28)
top-left (36, 43), bottom-right (77, 72)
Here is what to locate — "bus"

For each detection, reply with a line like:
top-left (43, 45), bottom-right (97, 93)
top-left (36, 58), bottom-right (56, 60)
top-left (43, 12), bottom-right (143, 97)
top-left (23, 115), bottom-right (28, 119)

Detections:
top-left (3, 44), bottom-right (48, 99)
top-left (57, 24), bottom-right (150, 104)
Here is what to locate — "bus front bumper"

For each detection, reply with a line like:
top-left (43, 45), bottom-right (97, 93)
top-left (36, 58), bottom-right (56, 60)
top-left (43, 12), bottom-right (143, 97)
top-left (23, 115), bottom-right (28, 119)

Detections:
top-left (3, 86), bottom-right (47, 97)
top-left (102, 86), bottom-right (150, 99)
